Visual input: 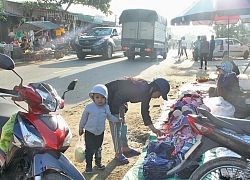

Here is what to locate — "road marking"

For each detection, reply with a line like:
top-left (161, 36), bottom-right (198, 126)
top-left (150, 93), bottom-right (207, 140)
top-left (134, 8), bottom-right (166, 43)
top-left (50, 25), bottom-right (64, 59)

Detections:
top-left (54, 69), bottom-right (71, 73)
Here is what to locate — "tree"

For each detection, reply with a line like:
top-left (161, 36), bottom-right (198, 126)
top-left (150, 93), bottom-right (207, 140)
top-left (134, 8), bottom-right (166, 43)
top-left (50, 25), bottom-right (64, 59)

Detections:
top-left (213, 23), bottom-right (250, 43)
top-left (0, 1), bottom-right (7, 21)
top-left (40, 0), bottom-right (112, 16)
top-left (19, 1), bottom-right (60, 18)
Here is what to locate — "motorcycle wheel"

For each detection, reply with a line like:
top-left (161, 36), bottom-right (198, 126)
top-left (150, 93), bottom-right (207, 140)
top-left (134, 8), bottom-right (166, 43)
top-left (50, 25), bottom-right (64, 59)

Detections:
top-left (190, 156), bottom-right (247, 180)
top-left (43, 172), bottom-right (71, 180)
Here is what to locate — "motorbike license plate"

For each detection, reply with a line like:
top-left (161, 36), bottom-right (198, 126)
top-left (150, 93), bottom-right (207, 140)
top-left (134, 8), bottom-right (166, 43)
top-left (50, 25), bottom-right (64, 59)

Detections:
top-left (82, 49), bottom-right (91, 52)
top-left (135, 48), bottom-right (140, 52)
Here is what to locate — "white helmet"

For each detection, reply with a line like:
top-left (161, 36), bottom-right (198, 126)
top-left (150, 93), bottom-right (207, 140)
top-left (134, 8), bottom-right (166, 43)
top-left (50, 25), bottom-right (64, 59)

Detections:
top-left (89, 84), bottom-right (108, 99)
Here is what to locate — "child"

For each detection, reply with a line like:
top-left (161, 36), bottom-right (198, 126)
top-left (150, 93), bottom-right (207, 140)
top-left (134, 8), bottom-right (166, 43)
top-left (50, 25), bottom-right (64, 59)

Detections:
top-left (79, 84), bottom-right (122, 174)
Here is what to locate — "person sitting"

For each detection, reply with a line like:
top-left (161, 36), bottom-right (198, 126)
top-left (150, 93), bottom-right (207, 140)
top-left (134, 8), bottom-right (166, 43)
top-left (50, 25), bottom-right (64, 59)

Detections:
top-left (34, 39), bottom-right (42, 51)
top-left (221, 54), bottom-right (240, 75)
top-left (20, 38), bottom-right (29, 53)
top-left (208, 61), bottom-right (250, 118)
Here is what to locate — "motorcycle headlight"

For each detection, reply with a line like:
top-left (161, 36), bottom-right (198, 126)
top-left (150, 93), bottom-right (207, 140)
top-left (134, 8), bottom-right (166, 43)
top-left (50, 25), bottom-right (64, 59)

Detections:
top-left (58, 116), bottom-right (72, 147)
top-left (19, 118), bottom-right (45, 148)
top-left (63, 128), bottom-right (72, 147)
top-left (36, 89), bottom-right (61, 112)
top-left (94, 38), bottom-right (108, 46)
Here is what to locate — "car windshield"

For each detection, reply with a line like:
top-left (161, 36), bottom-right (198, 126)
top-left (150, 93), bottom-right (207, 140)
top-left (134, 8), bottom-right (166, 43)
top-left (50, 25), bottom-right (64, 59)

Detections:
top-left (86, 28), bottom-right (112, 36)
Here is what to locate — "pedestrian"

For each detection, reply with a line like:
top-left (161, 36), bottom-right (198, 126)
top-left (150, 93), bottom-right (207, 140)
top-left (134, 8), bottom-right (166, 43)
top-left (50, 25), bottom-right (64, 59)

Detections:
top-left (5, 32), bottom-right (15, 59)
top-left (180, 36), bottom-right (188, 59)
top-left (79, 84), bottom-right (123, 174)
top-left (177, 39), bottom-right (182, 57)
top-left (208, 35), bottom-right (215, 61)
top-left (20, 38), bottom-right (29, 53)
top-left (105, 77), bottom-right (170, 164)
top-left (194, 36), bottom-right (201, 62)
top-left (199, 35), bottom-right (209, 70)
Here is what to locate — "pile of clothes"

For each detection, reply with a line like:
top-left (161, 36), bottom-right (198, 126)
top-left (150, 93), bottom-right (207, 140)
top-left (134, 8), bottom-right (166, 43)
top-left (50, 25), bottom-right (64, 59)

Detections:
top-left (143, 92), bottom-right (210, 180)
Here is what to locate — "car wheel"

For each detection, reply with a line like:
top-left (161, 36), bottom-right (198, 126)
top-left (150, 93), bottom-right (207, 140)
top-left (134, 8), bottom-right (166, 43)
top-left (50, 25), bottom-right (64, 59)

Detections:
top-left (243, 50), bottom-right (249, 59)
top-left (103, 44), bottom-right (112, 59)
top-left (77, 52), bottom-right (86, 59)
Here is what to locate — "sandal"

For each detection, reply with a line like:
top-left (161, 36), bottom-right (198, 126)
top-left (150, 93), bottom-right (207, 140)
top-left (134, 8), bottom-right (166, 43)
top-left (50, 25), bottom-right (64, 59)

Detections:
top-left (123, 149), bottom-right (141, 156)
top-left (115, 155), bottom-right (129, 164)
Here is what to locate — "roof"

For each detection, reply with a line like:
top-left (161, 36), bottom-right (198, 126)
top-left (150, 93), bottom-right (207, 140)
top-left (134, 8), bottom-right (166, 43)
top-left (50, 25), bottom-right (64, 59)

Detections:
top-left (119, 9), bottom-right (167, 25)
top-left (16, 21), bottom-right (61, 32)
top-left (77, 14), bottom-right (93, 23)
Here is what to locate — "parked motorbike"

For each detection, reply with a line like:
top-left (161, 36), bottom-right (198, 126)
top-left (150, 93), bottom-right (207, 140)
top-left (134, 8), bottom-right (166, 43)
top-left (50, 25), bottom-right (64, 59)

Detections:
top-left (0, 53), bottom-right (85, 180)
top-left (52, 41), bottom-right (71, 59)
top-left (165, 107), bottom-right (250, 179)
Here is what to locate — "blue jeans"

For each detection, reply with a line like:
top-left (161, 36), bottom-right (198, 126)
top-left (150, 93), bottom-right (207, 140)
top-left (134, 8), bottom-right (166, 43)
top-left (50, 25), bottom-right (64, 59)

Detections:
top-left (109, 105), bottom-right (128, 154)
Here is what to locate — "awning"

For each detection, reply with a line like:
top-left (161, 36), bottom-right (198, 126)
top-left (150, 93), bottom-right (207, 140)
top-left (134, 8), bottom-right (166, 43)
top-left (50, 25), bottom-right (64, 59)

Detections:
top-left (77, 14), bottom-right (93, 23)
top-left (16, 21), bottom-right (61, 32)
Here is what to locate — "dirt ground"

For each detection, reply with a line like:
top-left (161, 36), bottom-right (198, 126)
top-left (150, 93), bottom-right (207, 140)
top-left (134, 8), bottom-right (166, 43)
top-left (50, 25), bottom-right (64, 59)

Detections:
top-left (62, 52), bottom-right (219, 180)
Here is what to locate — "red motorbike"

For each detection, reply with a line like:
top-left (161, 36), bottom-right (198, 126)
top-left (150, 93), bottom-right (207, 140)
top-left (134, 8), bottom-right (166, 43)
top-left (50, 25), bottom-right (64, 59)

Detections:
top-left (0, 53), bottom-right (85, 180)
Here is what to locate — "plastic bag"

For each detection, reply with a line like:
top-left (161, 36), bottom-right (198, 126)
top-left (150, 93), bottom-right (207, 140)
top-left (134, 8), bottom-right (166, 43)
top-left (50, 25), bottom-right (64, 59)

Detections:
top-left (203, 97), bottom-right (235, 117)
top-left (74, 135), bottom-right (85, 163)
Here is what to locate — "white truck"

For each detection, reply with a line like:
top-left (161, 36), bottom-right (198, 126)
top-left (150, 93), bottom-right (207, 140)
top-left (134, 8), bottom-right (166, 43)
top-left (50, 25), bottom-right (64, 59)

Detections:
top-left (119, 9), bottom-right (168, 60)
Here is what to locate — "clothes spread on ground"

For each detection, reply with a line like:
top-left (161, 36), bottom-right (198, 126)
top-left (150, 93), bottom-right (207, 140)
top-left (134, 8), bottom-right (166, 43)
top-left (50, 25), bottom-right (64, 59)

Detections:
top-left (142, 92), bottom-right (208, 180)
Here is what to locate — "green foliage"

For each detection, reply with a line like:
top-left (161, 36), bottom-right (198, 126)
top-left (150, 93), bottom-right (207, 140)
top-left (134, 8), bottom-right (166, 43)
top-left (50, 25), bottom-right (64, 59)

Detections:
top-left (0, 1), bottom-right (7, 21)
top-left (19, 1), bottom-right (61, 17)
top-left (40, 0), bottom-right (112, 16)
top-left (213, 23), bottom-right (250, 44)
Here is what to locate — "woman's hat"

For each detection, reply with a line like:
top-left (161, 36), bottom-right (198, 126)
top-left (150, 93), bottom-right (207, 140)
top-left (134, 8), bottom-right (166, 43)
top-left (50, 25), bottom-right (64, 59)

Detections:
top-left (216, 61), bottom-right (233, 73)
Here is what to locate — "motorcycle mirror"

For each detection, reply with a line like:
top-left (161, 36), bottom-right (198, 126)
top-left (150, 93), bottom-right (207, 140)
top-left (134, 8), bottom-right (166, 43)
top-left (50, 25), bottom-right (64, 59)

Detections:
top-left (61, 79), bottom-right (78, 100)
top-left (67, 79), bottom-right (78, 91)
top-left (0, 53), bottom-right (15, 70)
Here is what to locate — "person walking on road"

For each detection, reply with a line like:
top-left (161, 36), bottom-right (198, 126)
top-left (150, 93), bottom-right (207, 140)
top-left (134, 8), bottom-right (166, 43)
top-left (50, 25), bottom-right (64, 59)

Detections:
top-left (79, 84), bottom-right (123, 173)
top-left (194, 36), bottom-right (201, 62)
top-left (105, 77), bottom-right (170, 164)
top-left (199, 35), bottom-right (209, 70)
top-left (181, 36), bottom-right (188, 59)
top-left (209, 35), bottom-right (215, 61)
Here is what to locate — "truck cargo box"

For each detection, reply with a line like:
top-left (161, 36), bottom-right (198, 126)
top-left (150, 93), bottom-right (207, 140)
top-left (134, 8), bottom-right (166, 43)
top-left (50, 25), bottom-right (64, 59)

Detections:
top-left (119, 9), bottom-right (168, 60)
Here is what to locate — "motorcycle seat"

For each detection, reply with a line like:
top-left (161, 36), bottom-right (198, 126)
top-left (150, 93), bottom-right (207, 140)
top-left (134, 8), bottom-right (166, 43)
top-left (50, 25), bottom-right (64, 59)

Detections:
top-left (217, 115), bottom-right (250, 135)
top-left (198, 107), bottom-right (250, 135)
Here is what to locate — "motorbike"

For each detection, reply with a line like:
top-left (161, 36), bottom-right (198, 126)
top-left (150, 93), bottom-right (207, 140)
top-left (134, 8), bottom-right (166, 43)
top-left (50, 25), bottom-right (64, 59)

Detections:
top-left (165, 106), bottom-right (250, 180)
top-left (51, 40), bottom-right (71, 59)
top-left (0, 53), bottom-right (85, 180)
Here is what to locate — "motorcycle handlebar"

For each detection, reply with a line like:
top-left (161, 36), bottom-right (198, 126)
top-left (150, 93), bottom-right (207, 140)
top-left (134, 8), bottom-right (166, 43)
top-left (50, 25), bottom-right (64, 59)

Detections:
top-left (0, 88), bottom-right (17, 95)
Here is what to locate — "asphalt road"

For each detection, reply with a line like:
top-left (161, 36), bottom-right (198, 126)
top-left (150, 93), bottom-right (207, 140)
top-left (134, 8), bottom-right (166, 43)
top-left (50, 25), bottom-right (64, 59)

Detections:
top-left (0, 51), bottom-right (175, 110)
top-left (1, 50), bottom-right (249, 110)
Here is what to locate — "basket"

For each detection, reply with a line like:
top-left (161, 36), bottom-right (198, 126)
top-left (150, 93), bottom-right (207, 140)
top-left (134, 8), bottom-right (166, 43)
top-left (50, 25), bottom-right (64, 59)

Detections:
top-left (197, 78), bottom-right (208, 83)
top-left (3, 44), bottom-right (13, 51)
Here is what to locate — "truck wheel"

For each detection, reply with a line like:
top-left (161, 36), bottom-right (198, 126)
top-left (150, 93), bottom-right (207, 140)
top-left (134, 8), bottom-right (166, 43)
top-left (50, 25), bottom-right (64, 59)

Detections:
top-left (127, 55), bottom-right (135, 60)
top-left (163, 52), bottom-right (167, 59)
top-left (77, 53), bottom-right (86, 60)
top-left (150, 50), bottom-right (157, 61)
top-left (103, 44), bottom-right (112, 59)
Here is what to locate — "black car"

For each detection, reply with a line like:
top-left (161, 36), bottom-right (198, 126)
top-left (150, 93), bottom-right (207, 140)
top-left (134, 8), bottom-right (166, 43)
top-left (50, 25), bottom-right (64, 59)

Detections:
top-left (75, 27), bottom-right (122, 60)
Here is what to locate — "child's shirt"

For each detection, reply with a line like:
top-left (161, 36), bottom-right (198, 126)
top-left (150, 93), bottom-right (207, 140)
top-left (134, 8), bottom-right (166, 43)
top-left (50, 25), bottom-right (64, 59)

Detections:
top-left (79, 102), bottom-right (119, 135)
